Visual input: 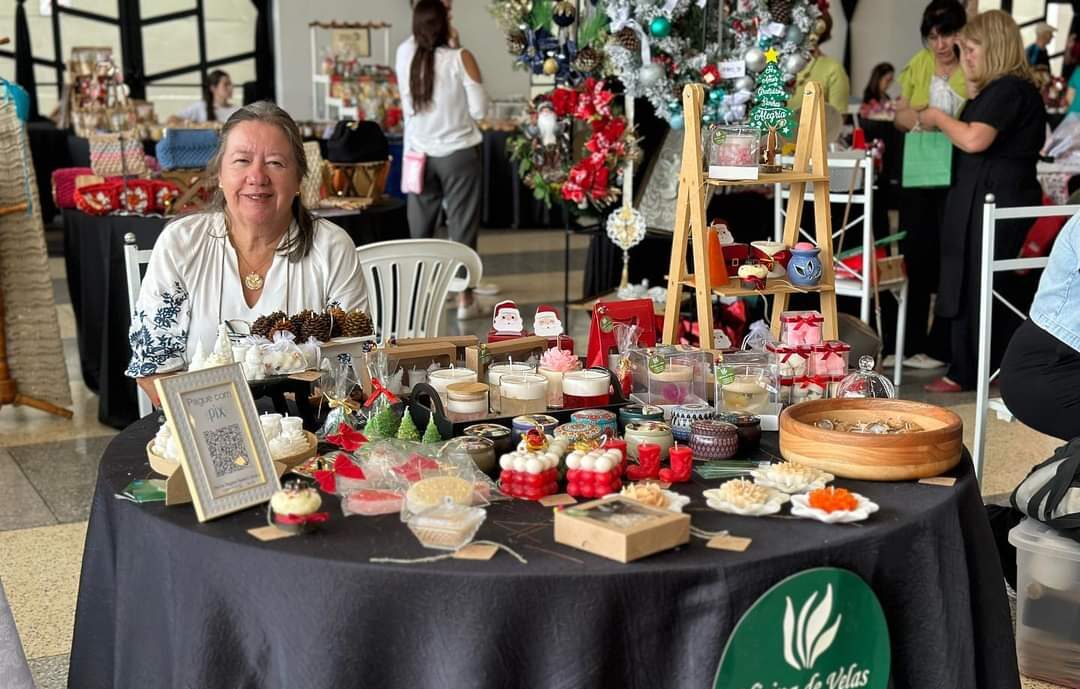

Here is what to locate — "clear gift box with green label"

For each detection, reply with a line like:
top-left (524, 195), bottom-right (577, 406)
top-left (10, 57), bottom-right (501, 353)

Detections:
top-left (714, 351), bottom-right (782, 430)
top-left (626, 345), bottom-right (712, 413)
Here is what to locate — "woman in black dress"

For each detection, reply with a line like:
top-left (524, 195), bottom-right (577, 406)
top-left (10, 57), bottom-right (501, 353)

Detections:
top-left (917, 9), bottom-right (1046, 393)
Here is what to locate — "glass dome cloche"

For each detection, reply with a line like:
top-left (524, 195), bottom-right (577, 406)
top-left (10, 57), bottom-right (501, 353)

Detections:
top-left (834, 356), bottom-right (897, 399)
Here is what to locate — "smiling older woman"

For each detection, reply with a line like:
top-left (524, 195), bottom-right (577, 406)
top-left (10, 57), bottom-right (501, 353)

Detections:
top-left (126, 101), bottom-right (366, 405)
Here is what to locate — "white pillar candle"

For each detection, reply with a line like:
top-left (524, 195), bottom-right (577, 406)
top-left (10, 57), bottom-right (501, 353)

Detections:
top-left (428, 367), bottom-right (477, 404)
top-left (499, 373), bottom-right (548, 416)
top-left (562, 370), bottom-right (610, 397)
top-left (408, 367), bottom-right (428, 391)
top-left (281, 416), bottom-right (304, 437)
top-left (487, 362), bottom-right (534, 413)
top-left (260, 413), bottom-right (282, 440)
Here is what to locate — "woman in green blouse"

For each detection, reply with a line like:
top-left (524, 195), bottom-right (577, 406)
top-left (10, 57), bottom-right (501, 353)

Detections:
top-left (887, 0), bottom-right (968, 372)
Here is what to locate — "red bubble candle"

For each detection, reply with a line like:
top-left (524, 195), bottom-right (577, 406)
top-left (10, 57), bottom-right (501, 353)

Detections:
top-left (498, 450), bottom-right (560, 501)
top-left (602, 437), bottom-right (628, 475)
top-left (564, 448), bottom-right (623, 498)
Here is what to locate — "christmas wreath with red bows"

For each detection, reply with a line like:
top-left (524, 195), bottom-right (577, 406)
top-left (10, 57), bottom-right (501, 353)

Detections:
top-left (508, 78), bottom-right (639, 214)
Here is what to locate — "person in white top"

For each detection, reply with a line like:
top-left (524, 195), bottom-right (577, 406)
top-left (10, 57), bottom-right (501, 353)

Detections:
top-left (396, 0), bottom-right (489, 320)
top-left (127, 102), bottom-right (366, 406)
top-left (169, 69), bottom-right (240, 124)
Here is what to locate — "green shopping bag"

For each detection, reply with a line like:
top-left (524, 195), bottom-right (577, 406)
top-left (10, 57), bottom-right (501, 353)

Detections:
top-left (902, 131), bottom-right (953, 188)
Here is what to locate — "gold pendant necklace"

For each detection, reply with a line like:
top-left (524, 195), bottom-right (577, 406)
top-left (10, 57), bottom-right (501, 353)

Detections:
top-left (243, 272), bottom-right (264, 291)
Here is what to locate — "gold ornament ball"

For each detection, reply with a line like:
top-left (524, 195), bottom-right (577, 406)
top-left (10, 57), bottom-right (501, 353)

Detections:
top-left (813, 18), bottom-right (827, 36)
top-left (543, 57), bottom-right (559, 76)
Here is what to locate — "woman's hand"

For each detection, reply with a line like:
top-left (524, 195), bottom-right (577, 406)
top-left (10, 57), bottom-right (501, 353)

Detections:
top-left (918, 107), bottom-right (943, 131)
top-left (893, 97), bottom-right (919, 132)
top-left (136, 376), bottom-right (163, 408)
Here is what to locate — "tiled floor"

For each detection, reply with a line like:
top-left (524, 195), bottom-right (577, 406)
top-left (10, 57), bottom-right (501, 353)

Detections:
top-left (0, 226), bottom-right (1064, 689)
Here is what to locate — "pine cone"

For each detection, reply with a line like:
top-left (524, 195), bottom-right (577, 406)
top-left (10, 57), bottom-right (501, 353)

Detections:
top-left (611, 27), bottom-right (640, 56)
top-left (289, 310), bottom-right (312, 341)
top-left (252, 311), bottom-right (286, 339)
top-left (268, 317), bottom-right (297, 341)
top-left (574, 47), bottom-right (601, 74)
top-left (506, 30), bottom-right (527, 55)
top-left (768, 0), bottom-right (794, 24)
top-left (341, 309), bottom-right (373, 338)
top-left (327, 306), bottom-right (347, 338)
top-left (305, 312), bottom-right (332, 343)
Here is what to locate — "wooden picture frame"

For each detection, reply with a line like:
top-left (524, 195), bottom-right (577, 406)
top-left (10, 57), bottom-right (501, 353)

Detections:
top-left (331, 27), bottom-right (371, 58)
top-left (155, 364), bottom-right (280, 522)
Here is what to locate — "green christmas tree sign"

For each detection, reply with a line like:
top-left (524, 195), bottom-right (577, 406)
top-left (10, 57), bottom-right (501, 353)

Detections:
top-left (748, 52), bottom-right (796, 139)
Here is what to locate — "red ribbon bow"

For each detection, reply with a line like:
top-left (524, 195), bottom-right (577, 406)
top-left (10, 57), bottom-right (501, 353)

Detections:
top-left (326, 422), bottom-right (367, 453)
top-left (364, 377), bottom-right (399, 408)
top-left (820, 342), bottom-right (847, 360)
top-left (273, 512), bottom-right (330, 526)
top-left (787, 314), bottom-right (822, 330)
top-left (798, 376), bottom-right (828, 389)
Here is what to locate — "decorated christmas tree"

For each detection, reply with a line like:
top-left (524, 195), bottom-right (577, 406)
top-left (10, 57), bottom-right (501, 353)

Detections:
top-left (748, 51), bottom-right (796, 138)
top-left (363, 406), bottom-right (400, 440)
top-left (422, 416), bottom-right (442, 443)
top-left (396, 409), bottom-right (421, 441)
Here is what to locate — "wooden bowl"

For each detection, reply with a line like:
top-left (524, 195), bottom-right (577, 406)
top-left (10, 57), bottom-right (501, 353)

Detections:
top-left (778, 399), bottom-right (963, 481)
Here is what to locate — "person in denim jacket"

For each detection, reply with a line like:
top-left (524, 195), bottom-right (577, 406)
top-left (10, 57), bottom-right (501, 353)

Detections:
top-left (1000, 211), bottom-right (1080, 440)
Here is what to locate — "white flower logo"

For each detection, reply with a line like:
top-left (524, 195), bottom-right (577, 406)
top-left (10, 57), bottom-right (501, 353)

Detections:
top-left (783, 583), bottom-right (842, 671)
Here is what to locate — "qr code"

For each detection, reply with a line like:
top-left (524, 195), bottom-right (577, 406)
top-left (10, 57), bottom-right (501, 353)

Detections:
top-left (202, 424), bottom-right (249, 478)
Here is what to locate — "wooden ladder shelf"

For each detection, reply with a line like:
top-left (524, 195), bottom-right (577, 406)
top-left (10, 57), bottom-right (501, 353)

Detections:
top-left (662, 81), bottom-right (839, 350)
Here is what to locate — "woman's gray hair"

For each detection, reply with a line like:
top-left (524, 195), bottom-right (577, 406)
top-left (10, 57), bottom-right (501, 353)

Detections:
top-left (205, 101), bottom-right (315, 260)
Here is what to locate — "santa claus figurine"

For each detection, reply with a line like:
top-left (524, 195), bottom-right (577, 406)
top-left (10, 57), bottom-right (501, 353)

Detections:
top-left (533, 305), bottom-right (563, 337)
top-left (490, 300), bottom-right (525, 337)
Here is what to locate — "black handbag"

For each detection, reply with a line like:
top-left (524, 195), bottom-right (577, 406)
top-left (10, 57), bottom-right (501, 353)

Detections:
top-left (1011, 438), bottom-right (1080, 542)
top-left (326, 120), bottom-right (389, 164)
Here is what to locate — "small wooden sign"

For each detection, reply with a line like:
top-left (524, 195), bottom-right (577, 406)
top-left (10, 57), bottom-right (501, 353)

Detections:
top-left (288, 370), bottom-right (323, 383)
top-left (539, 493), bottom-right (578, 507)
top-left (918, 476), bottom-right (957, 487)
top-left (453, 543), bottom-right (499, 560)
top-left (331, 27), bottom-right (370, 57)
top-left (707, 535), bottom-right (752, 552)
top-left (247, 525), bottom-right (295, 542)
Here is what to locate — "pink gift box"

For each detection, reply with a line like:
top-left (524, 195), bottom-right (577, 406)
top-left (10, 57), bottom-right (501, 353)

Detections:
top-left (780, 310), bottom-right (824, 346)
top-left (810, 340), bottom-right (851, 377)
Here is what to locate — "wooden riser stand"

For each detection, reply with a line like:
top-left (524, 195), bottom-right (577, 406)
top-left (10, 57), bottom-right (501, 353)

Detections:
top-left (662, 81), bottom-right (839, 350)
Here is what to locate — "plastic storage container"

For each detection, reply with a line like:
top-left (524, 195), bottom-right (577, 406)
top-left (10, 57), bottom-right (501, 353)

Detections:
top-left (1010, 518), bottom-right (1080, 688)
top-left (707, 125), bottom-right (760, 180)
top-left (407, 497), bottom-right (487, 551)
top-left (780, 310), bottom-right (824, 346)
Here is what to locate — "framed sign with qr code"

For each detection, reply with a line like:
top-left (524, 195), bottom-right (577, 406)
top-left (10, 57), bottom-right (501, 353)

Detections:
top-left (155, 364), bottom-right (280, 522)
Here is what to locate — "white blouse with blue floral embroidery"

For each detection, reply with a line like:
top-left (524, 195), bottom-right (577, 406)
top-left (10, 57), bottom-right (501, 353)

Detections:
top-left (125, 211), bottom-right (367, 378)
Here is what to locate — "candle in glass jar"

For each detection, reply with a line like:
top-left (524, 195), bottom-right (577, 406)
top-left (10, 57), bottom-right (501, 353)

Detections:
top-left (499, 373), bottom-right (548, 416)
top-left (446, 382), bottom-right (489, 422)
top-left (648, 364), bottom-right (694, 405)
top-left (487, 362), bottom-right (534, 413)
top-left (562, 370), bottom-right (611, 408)
top-left (428, 367), bottom-right (477, 404)
top-left (408, 367), bottom-right (428, 390)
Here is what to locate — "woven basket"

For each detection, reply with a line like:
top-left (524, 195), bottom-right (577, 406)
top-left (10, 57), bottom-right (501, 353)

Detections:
top-left (324, 159), bottom-right (390, 202)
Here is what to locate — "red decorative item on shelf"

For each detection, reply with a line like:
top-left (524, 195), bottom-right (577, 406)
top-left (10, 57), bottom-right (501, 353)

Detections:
top-left (659, 443), bottom-right (693, 483)
top-left (627, 442), bottom-right (661, 481)
top-left (702, 63), bottom-right (721, 86)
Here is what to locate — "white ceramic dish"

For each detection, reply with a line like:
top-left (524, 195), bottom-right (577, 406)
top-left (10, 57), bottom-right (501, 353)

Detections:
top-left (789, 492), bottom-right (879, 523)
top-left (606, 490), bottom-right (690, 513)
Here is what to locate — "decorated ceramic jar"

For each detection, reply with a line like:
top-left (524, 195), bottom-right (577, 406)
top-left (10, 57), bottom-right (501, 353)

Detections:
top-left (570, 409), bottom-right (618, 439)
top-left (787, 242), bottom-right (823, 287)
top-left (669, 403), bottom-right (717, 442)
top-left (463, 423), bottom-right (514, 456)
top-left (554, 422), bottom-right (603, 450)
top-left (618, 404), bottom-right (665, 432)
top-left (510, 414), bottom-right (559, 446)
top-left (623, 421), bottom-right (674, 461)
top-left (689, 419), bottom-right (739, 460)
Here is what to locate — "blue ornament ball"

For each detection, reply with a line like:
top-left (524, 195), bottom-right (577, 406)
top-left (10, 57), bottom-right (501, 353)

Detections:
top-left (786, 25), bottom-right (804, 44)
top-left (702, 112), bottom-right (714, 125)
top-left (650, 16), bottom-right (672, 39)
top-left (670, 113), bottom-right (685, 130)
top-left (709, 88), bottom-right (724, 103)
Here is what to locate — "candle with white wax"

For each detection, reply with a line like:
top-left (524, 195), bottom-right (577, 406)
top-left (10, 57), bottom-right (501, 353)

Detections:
top-left (487, 361), bottom-right (534, 413)
top-left (499, 373), bottom-right (548, 416)
top-left (428, 367), bottom-right (477, 404)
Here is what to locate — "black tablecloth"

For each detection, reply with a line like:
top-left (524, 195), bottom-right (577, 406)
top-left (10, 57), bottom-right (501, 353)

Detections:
top-left (26, 121), bottom-right (73, 224)
top-left (69, 415), bottom-right (1020, 689)
top-left (62, 201), bottom-right (407, 429)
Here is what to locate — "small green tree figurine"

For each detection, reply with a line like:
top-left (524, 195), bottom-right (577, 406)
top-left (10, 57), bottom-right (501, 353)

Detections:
top-left (364, 406), bottom-right (399, 440)
top-left (422, 416), bottom-right (442, 443)
top-left (362, 412), bottom-right (380, 440)
top-left (748, 55), bottom-right (796, 139)
top-left (397, 409), bottom-right (421, 441)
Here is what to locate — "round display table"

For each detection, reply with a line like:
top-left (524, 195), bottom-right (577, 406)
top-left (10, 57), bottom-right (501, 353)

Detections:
top-left (69, 415), bottom-right (1020, 689)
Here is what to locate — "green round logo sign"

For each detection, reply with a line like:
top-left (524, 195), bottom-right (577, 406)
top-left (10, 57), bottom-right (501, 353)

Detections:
top-left (714, 568), bottom-right (890, 689)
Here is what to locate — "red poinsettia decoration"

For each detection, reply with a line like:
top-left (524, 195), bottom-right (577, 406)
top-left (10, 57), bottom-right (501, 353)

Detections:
top-left (574, 78), bottom-right (614, 120)
top-left (326, 422), bottom-right (367, 452)
top-left (550, 87), bottom-right (579, 118)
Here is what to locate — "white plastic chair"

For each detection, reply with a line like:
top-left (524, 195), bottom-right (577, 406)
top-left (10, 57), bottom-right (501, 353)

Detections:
top-left (123, 232), bottom-right (155, 418)
top-left (973, 196), bottom-right (1080, 482)
top-left (355, 239), bottom-right (483, 341)
top-left (774, 151), bottom-right (908, 385)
